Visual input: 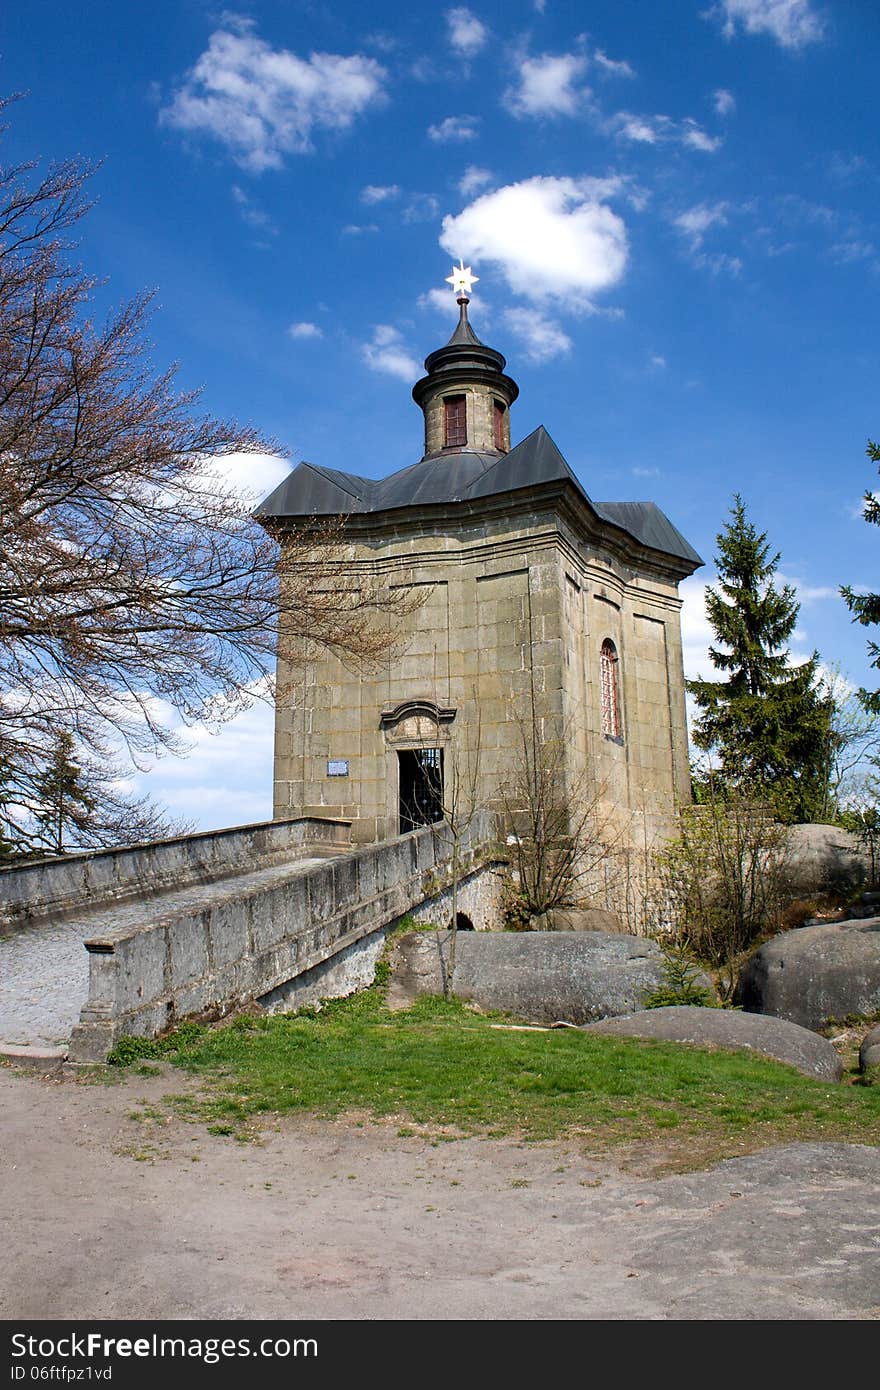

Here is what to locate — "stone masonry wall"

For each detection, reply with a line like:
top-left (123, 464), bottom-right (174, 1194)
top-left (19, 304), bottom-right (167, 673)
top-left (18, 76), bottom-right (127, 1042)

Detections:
top-left (272, 498), bottom-right (691, 854)
top-left (68, 811), bottom-right (498, 1061)
top-left (0, 817), bottom-right (350, 936)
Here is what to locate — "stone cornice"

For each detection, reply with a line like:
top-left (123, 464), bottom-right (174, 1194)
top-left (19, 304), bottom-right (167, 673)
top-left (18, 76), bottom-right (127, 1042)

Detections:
top-left (275, 477), bottom-right (697, 587)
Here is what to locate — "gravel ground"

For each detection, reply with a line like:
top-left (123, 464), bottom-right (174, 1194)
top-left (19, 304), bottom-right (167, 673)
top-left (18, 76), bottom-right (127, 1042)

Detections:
top-left (1, 1063), bottom-right (878, 1321)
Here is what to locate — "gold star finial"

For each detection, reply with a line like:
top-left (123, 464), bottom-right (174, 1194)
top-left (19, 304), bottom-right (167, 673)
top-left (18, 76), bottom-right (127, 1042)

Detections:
top-left (446, 258), bottom-right (478, 298)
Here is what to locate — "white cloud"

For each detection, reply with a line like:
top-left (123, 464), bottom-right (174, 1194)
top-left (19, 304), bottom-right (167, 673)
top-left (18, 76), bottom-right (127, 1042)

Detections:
top-left (706, 0), bottom-right (824, 50)
top-left (674, 201), bottom-right (730, 249)
top-left (504, 53), bottom-right (590, 118)
top-left (593, 49), bottom-right (635, 78)
top-left (289, 321), bottom-right (323, 339)
top-left (420, 286), bottom-right (460, 315)
top-left (342, 223), bottom-right (379, 235)
top-left (360, 183), bottom-right (400, 204)
top-left (828, 152), bottom-right (867, 182)
top-left (777, 573), bottom-right (837, 603)
top-left (129, 685), bottom-right (276, 829)
top-left (776, 193), bottom-right (835, 227)
top-left (418, 285), bottom-right (489, 320)
top-left (612, 111), bottom-right (721, 152)
top-left (830, 240), bottom-right (877, 265)
top-left (681, 119), bottom-right (722, 152)
top-left (633, 465), bottom-right (661, 476)
top-left (503, 307), bottom-right (572, 362)
top-left (195, 451), bottom-right (292, 506)
top-left (440, 176), bottom-right (628, 305)
top-left (673, 202), bottom-right (742, 275)
top-left (230, 184), bottom-right (277, 234)
top-left (447, 7), bottom-right (488, 59)
top-left (714, 87), bottom-right (736, 116)
top-left (403, 193), bottom-right (440, 224)
top-left (649, 355), bottom-right (667, 370)
top-left (428, 114), bottom-right (480, 142)
top-left (361, 325), bottom-right (422, 381)
top-left (612, 111), bottom-right (670, 144)
top-left (458, 165), bottom-right (493, 197)
top-left (161, 19), bottom-right (387, 171)
top-left (680, 577), bottom-right (717, 681)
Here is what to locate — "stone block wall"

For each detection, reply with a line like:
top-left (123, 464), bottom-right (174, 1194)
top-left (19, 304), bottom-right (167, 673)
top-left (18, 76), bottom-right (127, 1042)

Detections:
top-left (68, 810), bottom-right (499, 1061)
top-left (421, 386), bottom-right (511, 456)
top-left (272, 497), bottom-right (691, 857)
top-left (0, 817), bottom-right (350, 936)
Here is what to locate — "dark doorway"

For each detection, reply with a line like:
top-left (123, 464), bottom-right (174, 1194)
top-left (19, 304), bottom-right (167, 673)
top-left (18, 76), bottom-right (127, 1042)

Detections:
top-left (398, 748), bottom-right (444, 834)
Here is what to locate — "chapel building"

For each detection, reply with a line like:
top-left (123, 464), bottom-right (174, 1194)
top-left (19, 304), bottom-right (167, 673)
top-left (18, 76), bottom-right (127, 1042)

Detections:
top-left (256, 274), bottom-right (702, 857)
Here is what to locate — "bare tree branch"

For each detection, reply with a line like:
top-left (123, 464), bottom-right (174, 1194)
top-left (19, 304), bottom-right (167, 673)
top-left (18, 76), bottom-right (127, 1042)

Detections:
top-left (0, 108), bottom-right (413, 853)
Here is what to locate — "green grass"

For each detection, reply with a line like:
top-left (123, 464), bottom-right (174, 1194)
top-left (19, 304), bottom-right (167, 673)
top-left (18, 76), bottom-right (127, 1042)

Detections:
top-left (109, 982), bottom-right (880, 1165)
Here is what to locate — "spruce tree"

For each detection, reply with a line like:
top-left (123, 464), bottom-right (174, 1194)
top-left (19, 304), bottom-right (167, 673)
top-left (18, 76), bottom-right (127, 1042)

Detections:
top-left (688, 495), bottom-right (831, 821)
top-left (34, 733), bottom-right (95, 855)
top-left (0, 760), bottom-right (16, 860)
top-left (841, 439), bottom-right (880, 713)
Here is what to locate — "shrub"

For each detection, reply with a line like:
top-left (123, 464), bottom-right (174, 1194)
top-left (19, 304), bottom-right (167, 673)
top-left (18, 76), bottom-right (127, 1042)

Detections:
top-left (651, 791), bottom-right (790, 997)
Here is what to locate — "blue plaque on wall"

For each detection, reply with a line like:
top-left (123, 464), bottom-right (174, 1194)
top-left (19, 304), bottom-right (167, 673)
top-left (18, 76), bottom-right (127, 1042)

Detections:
top-left (327, 759), bottom-right (349, 777)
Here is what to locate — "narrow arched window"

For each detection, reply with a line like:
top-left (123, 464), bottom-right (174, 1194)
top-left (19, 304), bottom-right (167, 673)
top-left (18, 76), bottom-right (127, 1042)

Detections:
top-left (493, 399), bottom-right (506, 451)
top-left (444, 395), bottom-right (467, 447)
top-left (600, 639), bottom-right (622, 739)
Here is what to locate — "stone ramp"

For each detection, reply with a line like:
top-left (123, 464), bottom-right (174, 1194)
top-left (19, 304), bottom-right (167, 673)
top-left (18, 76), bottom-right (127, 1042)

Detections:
top-left (0, 855), bottom-right (330, 1050)
top-left (0, 811), bottom-right (499, 1060)
top-left (0, 816), bottom-right (352, 1054)
top-left (0, 917), bottom-right (94, 1049)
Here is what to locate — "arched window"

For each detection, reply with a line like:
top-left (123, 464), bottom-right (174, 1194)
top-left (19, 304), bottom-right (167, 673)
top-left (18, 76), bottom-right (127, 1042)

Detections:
top-left (493, 399), bottom-right (506, 451)
top-left (444, 395), bottom-right (467, 447)
top-left (600, 639), bottom-right (622, 739)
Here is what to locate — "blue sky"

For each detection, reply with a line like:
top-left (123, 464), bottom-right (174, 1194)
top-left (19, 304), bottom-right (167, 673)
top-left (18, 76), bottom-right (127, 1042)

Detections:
top-left (3, 0), bottom-right (879, 829)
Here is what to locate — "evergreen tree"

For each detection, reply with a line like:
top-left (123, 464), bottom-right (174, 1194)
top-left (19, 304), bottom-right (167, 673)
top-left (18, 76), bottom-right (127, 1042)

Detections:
top-left (27, 733), bottom-right (183, 856)
top-left (0, 759), bottom-right (16, 860)
top-left (841, 439), bottom-right (880, 713)
top-left (688, 495), bottom-right (831, 821)
top-left (34, 734), bottom-right (95, 855)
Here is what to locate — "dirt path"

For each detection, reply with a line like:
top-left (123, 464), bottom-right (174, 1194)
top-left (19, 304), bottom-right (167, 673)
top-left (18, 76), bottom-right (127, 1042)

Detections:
top-left (1, 1062), bottom-right (878, 1321)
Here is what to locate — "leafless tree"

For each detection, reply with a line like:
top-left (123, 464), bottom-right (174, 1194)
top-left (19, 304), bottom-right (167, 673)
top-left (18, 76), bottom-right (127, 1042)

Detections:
top-left (434, 689), bottom-right (485, 992)
top-left (0, 101), bottom-right (411, 852)
top-left (816, 665), bottom-right (880, 817)
top-left (498, 703), bottom-right (621, 924)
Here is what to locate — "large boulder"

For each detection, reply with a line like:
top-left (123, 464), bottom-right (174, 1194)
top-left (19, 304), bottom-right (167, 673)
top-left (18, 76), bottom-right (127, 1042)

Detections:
top-left (530, 907), bottom-right (623, 933)
top-left (737, 919), bottom-right (880, 1031)
top-left (387, 930), bottom-right (668, 1025)
top-left (860, 1024), bottom-right (880, 1075)
top-left (783, 824), bottom-right (868, 899)
top-left (583, 1005), bottom-right (843, 1082)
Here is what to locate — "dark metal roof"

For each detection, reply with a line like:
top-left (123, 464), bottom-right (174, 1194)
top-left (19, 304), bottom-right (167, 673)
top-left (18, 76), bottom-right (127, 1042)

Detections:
top-left (414, 297), bottom-right (513, 404)
top-left (592, 501), bottom-right (702, 567)
top-left (255, 425), bottom-right (702, 569)
top-left (446, 298), bottom-right (486, 349)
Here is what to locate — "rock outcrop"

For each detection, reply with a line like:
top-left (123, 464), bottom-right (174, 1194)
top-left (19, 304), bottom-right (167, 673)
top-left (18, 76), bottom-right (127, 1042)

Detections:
top-left (583, 1005), bottom-right (843, 1082)
top-left (737, 919), bottom-right (880, 1031)
top-left (387, 929), bottom-right (667, 1024)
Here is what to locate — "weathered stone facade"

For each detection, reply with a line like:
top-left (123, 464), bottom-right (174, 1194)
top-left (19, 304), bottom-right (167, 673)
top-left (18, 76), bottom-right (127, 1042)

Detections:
top-left (257, 294), bottom-right (701, 857)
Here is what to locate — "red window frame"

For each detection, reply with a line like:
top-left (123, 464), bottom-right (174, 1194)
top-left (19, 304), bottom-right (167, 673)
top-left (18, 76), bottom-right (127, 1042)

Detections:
top-left (444, 395), bottom-right (467, 447)
top-left (600, 639), bottom-right (622, 739)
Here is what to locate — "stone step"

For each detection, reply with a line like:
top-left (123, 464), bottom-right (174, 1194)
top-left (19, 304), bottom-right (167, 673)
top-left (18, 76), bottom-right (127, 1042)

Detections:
top-left (0, 1044), bottom-right (67, 1072)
